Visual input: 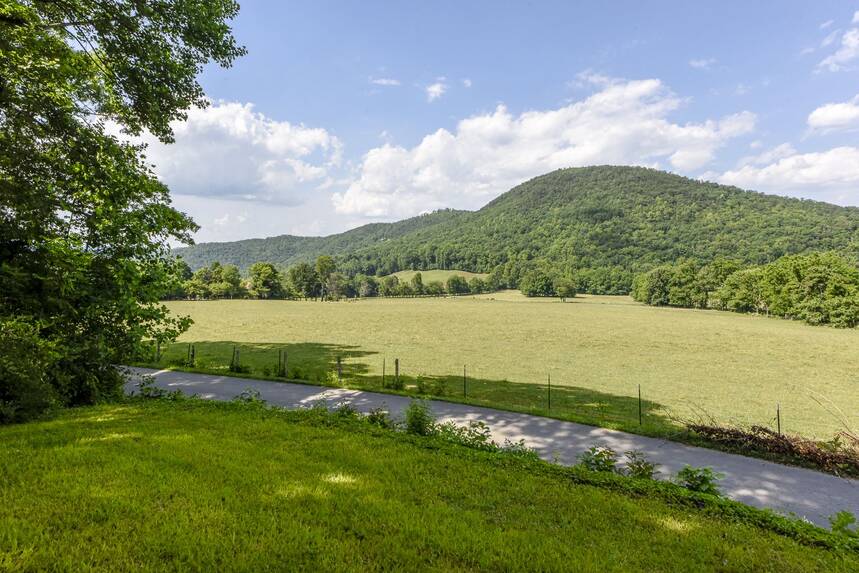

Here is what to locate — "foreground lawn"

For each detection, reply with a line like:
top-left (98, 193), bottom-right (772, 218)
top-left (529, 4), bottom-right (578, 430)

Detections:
top-left (0, 400), bottom-right (856, 572)
top-left (149, 294), bottom-right (859, 439)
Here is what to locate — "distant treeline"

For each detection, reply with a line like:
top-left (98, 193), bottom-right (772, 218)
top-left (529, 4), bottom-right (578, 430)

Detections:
top-left (167, 256), bottom-right (497, 301)
top-left (632, 251), bottom-right (859, 327)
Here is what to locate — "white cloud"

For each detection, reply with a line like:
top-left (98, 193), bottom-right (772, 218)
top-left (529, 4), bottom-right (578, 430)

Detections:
top-left (808, 95), bottom-right (859, 132)
top-left (737, 143), bottom-right (797, 167)
top-left (689, 58), bottom-right (716, 70)
top-left (719, 147), bottom-right (859, 201)
top-left (135, 101), bottom-right (342, 204)
top-left (821, 29), bottom-right (841, 48)
top-left (333, 76), bottom-right (755, 218)
top-left (425, 81), bottom-right (447, 102)
top-left (818, 28), bottom-right (859, 71)
top-left (462, 78), bottom-right (473, 88)
top-left (854, 10), bottom-right (859, 24)
top-left (821, 19), bottom-right (835, 30)
top-left (370, 77), bottom-right (401, 86)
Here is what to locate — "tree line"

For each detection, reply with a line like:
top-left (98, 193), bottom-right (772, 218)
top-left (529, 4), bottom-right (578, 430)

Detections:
top-left (632, 252), bottom-right (859, 327)
top-left (169, 256), bottom-right (498, 301)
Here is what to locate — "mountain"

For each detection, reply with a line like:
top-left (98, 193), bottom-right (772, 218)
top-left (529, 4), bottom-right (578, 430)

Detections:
top-left (175, 166), bottom-right (859, 293)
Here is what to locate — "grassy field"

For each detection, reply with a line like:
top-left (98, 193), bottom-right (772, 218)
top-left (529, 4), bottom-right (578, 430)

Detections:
top-left (1, 399), bottom-right (855, 572)
top-left (387, 269), bottom-right (488, 283)
top-left (145, 293), bottom-right (859, 439)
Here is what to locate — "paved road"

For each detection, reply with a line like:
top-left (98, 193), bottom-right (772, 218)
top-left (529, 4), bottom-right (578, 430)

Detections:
top-left (126, 367), bottom-right (858, 527)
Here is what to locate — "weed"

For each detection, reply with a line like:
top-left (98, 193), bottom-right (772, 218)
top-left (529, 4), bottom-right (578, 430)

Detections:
top-left (578, 446), bottom-right (618, 473)
top-left (404, 400), bottom-right (435, 435)
top-left (675, 465), bottom-right (723, 496)
top-left (624, 450), bottom-right (658, 479)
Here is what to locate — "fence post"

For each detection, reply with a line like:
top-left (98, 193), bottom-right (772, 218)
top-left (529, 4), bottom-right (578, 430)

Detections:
top-left (638, 384), bottom-right (642, 426)
top-left (337, 356), bottom-right (342, 383)
top-left (547, 373), bottom-right (551, 410)
top-left (463, 365), bottom-right (467, 398)
top-left (284, 350), bottom-right (288, 378)
top-left (394, 358), bottom-right (399, 385)
top-left (155, 341), bottom-right (161, 363)
top-left (777, 403), bottom-right (781, 435)
top-left (189, 344), bottom-right (195, 367)
top-left (382, 357), bottom-right (386, 387)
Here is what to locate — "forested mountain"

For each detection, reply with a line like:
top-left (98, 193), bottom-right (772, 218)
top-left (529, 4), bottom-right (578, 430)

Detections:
top-left (175, 208), bottom-right (467, 270)
top-left (176, 166), bottom-right (859, 293)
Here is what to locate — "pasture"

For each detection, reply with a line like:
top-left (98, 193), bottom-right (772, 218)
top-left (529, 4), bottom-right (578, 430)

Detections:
top-left (1, 399), bottom-right (854, 571)
top-left (150, 292), bottom-right (859, 439)
top-left (387, 269), bottom-right (488, 283)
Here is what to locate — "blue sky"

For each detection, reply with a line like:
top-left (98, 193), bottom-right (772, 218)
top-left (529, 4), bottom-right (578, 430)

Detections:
top-left (141, 1), bottom-right (859, 242)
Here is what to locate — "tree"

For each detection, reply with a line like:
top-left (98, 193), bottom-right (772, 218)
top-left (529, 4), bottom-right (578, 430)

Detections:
top-left (425, 281), bottom-right (445, 296)
top-left (410, 272), bottom-right (425, 295)
top-left (468, 277), bottom-right (486, 294)
top-left (0, 1), bottom-right (243, 421)
top-left (554, 277), bottom-right (577, 301)
top-left (519, 269), bottom-right (555, 297)
top-left (354, 274), bottom-right (378, 297)
top-left (248, 263), bottom-right (283, 299)
top-left (287, 262), bottom-right (320, 299)
top-left (316, 255), bottom-right (336, 300)
top-left (446, 275), bottom-right (470, 295)
top-left (379, 276), bottom-right (400, 297)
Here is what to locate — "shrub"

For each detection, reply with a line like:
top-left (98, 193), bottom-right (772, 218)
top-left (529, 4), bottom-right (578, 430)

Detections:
top-left (675, 465), bottom-right (723, 496)
top-left (233, 388), bottom-right (265, 406)
top-left (334, 402), bottom-right (359, 419)
top-left (366, 406), bottom-right (394, 428)
top-left (577, 446), bottom-right (618, 473)
top-left (501, 439), bottom-right (541, 461)
top-left (829, 511), bottom-right (858, 538)
top-left (404, 400), bottom-right (435, 435)
top-left (0, 318), bottom-right (59, 423)
top-left (435, 420), bottom-right (493, 450)
top-left (624, 450), bottom-right (658, 479)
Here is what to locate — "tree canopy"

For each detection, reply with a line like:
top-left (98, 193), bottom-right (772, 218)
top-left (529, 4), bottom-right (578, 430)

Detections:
top-left (0, 0), bottom-right (243, 421)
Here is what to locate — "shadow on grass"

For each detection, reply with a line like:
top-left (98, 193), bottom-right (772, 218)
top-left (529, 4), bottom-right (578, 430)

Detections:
top-left (134, 340), bottom-right (680, 437)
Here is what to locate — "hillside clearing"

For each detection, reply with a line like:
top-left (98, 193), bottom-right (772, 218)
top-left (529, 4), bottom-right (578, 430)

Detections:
top-left (1, 399), bottom-right (856, 572)
top-left (387, 269), bottom-right (488, 283)
top-left (147, 293), bottom-right (859, 439)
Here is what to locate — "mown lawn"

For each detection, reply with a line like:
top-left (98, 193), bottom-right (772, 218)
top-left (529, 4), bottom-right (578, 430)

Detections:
top-left (144, 293), bottom-right (859, 439)
top-left (0, 399), bottom-right (856, 572)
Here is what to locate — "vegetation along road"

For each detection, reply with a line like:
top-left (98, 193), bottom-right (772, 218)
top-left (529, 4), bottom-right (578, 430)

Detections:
top-left (128, 367), bottom-right (859, 527)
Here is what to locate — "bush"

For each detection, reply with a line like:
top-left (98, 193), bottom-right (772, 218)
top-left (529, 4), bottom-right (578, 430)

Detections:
top-left (334, 402), bottom-right (359, 419)
top-left (404, 400), bottom-right (435, 435)
top-left (624, 450), bottom-right (658, 479)
top-left (435, 420), bottom-right (493, 450)
top-left (675, 465), bottom-right (723, 496)
top-left (366, 406), bottom-right (394, 428)
top-left (0, 318), bottom-right (59, 423)
top-left (233, 388), bottom-right (266, 406)
top-left (829, 511), bottom-right (858, 538)
top-left (577, 446), bottom-right (618, 473)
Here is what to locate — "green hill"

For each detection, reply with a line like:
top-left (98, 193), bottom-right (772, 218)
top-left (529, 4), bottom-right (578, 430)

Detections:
top-left (177, 166), bottom-right (859, 293)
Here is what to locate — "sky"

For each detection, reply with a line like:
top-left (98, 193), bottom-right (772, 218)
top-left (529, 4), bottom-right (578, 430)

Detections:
top-left (138, 1), bottom-right (859, 243)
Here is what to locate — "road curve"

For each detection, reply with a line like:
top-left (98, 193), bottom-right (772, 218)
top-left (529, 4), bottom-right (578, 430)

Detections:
top-left (126, 367), bottom-right (858, 527)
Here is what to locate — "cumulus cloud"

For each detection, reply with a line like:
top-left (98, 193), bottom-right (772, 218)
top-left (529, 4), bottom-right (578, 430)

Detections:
top-left (370, 77), bottom-right (401, 86)
top-left (808, 95), bottom-right (859, 132)
top-left (462, 78), bottom-right (473, 88)
top-left (426, 81), bottom-right (447, 102)
top-left (136, 101), bottom-right (342, 204)
top-left (332, 76), bottom-right (755, 218)
top-left (719, 147), bottom-right (859, 201)
top-left (689, 58), bottom-right (716, 70)
top-left (854, 10), bottom-right (859, 24)
top-left (818, 28), bottom-right (859, 71)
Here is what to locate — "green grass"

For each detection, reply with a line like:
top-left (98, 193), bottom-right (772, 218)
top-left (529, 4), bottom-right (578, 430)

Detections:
top-left (1, 399), bottom-right (856, 572)
top-left (143, 293), bottom-right (859, 440)
top-left (386, 269), bottom-right (488, 283)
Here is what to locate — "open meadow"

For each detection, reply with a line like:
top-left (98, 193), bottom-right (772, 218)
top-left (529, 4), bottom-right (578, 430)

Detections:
top-left (150, 292), bottom-right (859, 440)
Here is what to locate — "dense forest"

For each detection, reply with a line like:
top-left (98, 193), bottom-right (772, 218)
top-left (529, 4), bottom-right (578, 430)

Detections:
top-left (176, 167), bottom-right (859, 294)
top-left (632, 252), bottom-right (859, 327)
